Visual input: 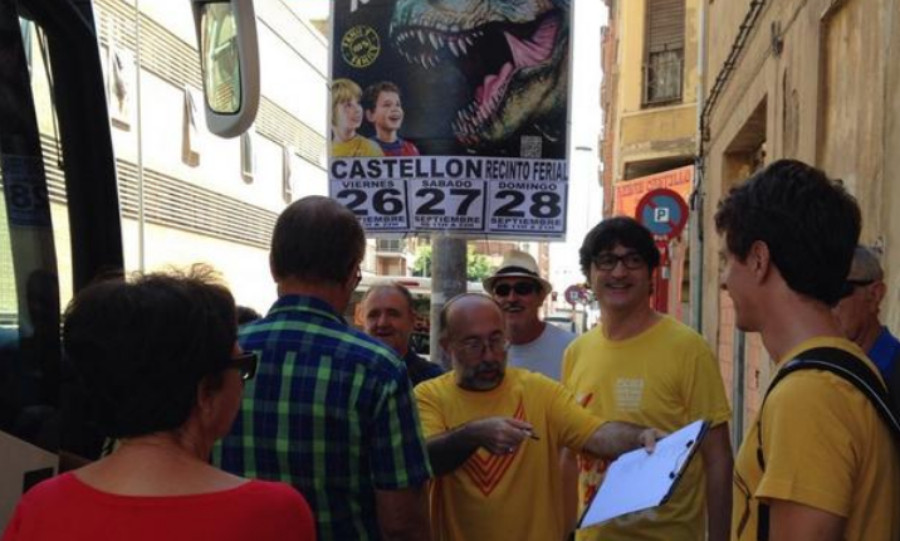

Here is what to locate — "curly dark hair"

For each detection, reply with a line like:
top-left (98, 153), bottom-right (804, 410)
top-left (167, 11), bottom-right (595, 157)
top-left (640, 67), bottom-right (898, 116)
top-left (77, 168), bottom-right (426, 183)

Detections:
top-left (579, 216), bottom-right (660, 280)
top-left (714, 159), bottom-right (861, 306)
top-left (62, 265), bottom-right (237, 438)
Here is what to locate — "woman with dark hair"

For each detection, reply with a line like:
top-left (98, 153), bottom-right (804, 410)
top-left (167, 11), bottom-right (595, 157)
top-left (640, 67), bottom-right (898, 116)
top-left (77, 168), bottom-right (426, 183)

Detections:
top-left (2, 266), bottom-right (316, 541)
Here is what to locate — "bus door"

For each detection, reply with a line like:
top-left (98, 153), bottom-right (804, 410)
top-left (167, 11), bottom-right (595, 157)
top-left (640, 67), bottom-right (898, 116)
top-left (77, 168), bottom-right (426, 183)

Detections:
top-left (0, 0), bottom-right (259, 529)
top-left (0, 0), bottom-right (123, 527)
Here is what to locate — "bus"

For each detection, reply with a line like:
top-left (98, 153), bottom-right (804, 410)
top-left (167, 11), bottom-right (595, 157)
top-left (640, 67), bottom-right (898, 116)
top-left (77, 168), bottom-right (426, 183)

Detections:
top-left (347, 275), bottom-right (485, 358)
top-left (0, 0), bottom-right (259, 527)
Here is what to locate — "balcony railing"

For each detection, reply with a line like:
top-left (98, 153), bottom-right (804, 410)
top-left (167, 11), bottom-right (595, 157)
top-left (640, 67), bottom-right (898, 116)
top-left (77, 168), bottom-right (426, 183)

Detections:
top-left (643, 49), bottom-right (684, 106)
top-left (376, 238), bottom-right (405, 254)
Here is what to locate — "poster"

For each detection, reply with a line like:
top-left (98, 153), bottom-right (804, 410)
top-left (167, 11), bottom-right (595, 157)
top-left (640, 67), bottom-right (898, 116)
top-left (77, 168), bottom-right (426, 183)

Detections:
top-left (613, 165), bottom-right (693, 218)
top-left (328, 0), bottom-right (571, 239)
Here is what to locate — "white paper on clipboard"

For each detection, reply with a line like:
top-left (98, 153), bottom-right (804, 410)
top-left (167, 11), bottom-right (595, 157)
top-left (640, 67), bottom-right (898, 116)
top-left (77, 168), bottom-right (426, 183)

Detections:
top-left (578, 419), bottom-right (709, 529)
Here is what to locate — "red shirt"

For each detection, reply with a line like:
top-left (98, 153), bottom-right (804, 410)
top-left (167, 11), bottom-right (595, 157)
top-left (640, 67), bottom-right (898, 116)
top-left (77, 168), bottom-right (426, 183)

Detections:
top-left (2, 473), bottom-right (315, 541)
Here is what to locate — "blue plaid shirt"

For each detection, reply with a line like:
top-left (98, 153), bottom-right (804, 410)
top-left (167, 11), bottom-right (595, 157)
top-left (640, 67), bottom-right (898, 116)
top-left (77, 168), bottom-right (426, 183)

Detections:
top-left (215, 295), bottom-right (432, 540)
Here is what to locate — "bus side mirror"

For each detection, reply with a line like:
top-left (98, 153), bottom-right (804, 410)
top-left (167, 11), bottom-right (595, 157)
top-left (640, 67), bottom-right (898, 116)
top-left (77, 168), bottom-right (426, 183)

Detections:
top-left (190, 0), bottom-right (260, 138)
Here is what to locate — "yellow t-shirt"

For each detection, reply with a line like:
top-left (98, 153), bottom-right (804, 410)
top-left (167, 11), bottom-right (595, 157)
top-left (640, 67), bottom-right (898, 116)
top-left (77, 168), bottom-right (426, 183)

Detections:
top-left (562, 315), bottom-right (731, 541)
top-left (732, 336), bottom-right (900, 541)
top-left (415, 368), bottom-right (604, 541)
top-left (331, 135), bottom-right (384, 157)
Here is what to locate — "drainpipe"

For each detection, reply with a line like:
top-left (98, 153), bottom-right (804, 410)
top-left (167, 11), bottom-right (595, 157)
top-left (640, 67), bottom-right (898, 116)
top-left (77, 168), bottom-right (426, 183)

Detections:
top-left (689, 0), bottom-right (707, 332)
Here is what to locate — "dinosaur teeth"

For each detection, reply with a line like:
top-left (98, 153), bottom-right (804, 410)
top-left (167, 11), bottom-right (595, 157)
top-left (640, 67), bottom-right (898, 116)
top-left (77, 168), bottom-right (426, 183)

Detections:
top-left (458, 39), bottom-right (468, 55)
top-left (449, 40), bottom-right (460, 57)
top-left (429, 32), bottom-right (439, 49)
top-left (418, 30), bottom-right (426, 44)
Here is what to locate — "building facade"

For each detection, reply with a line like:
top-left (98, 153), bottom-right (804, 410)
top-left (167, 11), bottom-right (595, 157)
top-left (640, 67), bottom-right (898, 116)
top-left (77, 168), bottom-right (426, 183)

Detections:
top-left (601, 0), bottom-right (699, 187)
top-left (599, 0), bottom-right (700, 319)
top-left (699, 0), bottom-right (900, 440)
top-left (12, 0), bottom-right (332, 317)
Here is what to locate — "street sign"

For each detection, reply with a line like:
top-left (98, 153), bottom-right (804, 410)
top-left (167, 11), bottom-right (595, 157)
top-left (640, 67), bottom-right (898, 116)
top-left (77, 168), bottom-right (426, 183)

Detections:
top-left (635, 188), bottom-right (689, 240)
top-left (565, 284), bottom-right (589, 306)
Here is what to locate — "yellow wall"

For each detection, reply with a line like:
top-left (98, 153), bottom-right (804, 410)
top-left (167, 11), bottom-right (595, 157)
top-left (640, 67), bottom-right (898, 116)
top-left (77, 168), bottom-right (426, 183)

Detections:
top-left (700, 0), bottom-right (900, 430)
top-left (610, 0), bottom-right (700, 181)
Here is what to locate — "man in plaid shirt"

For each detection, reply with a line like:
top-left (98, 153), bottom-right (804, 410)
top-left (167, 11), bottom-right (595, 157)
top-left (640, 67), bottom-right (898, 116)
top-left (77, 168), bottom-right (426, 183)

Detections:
top-left (216, 196), bottom-right (432, 540)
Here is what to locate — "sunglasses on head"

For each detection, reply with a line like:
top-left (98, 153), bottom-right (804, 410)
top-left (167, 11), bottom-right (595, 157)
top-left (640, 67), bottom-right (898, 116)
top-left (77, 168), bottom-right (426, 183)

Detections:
top-left (228, 352), bottom-right (258, 381)
top-left (493, 281), bottom-right (539, 297)
top-left (839, 279), bottom-right (875, 299)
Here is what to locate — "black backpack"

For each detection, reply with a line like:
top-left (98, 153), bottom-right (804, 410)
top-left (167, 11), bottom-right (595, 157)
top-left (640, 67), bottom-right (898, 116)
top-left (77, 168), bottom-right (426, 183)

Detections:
top-left (754, 346), bottom-right (900, 541)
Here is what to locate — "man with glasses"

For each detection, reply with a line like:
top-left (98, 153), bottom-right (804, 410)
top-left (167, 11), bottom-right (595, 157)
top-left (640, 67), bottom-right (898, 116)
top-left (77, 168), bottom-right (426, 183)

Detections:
top-left (561, 216), bottom-right (732, 541)
top-left (483, 250), bottom-right (574, 380)
top-left (414, 293), bottom-right (664, 541)
top-left (216, 196), bottom-right (432, 541)
top-left (833, 245), bottom-right (900, 386)
top-left (716, 160), bottom-right (899, 541)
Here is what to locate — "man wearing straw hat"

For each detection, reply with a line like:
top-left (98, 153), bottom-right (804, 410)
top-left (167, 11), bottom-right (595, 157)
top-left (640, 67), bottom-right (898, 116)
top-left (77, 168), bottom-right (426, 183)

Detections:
top-left (483, 250), bottom-right (575, 381)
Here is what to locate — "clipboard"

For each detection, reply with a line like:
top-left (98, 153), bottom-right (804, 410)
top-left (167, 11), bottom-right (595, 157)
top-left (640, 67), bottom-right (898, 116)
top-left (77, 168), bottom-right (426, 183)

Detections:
top-left (577, 419), bottom-right (710, 529)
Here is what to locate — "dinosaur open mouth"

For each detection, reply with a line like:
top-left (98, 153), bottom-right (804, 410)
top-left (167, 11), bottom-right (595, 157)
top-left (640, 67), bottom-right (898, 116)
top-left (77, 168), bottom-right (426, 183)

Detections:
top-left (392, 10), bottom-right (562, 143)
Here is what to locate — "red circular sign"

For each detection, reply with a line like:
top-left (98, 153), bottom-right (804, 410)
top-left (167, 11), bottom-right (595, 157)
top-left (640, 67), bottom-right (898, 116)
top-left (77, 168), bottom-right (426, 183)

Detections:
top-left (635, 188), bottom-right (689, 241)
top-left (565, 284), bottom-right (587, 306)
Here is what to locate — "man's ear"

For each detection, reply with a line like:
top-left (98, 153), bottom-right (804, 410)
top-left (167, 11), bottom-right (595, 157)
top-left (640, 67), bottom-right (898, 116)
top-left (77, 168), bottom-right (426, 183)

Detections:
top-left (269, 253), bottom-right (278, 283)
top-left (365, 110), bottom-right (375, 123)
top-left (748, 240), bottom-right (772, 282)
top-left (869, 281), bottom-right (887, 308)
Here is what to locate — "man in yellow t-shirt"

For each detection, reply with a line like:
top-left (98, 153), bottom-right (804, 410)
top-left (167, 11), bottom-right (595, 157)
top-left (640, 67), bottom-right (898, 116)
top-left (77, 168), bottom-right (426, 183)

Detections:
top-left (416, 294), bottom-right (663, 541)
top-left (716, 159), bottom-right (900, 541)
top-left (562, 216), bottom-right (733, 541)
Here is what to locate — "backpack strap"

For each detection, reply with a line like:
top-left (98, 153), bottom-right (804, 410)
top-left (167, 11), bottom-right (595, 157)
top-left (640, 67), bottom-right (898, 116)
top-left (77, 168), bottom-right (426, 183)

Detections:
top-left (790, 347), bottom-right (900, 437)
top-left (754, 346), bottom-right (900, 541)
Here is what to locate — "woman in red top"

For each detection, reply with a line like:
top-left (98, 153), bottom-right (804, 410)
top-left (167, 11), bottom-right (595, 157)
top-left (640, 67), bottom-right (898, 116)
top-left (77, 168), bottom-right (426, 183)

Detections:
top-left (2, 266), bottom-right (315, 541)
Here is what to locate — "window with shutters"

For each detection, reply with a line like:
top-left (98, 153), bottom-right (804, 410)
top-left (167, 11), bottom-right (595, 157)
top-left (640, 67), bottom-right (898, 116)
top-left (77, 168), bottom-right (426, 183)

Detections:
top-left (240, 129), bottom-right (255, 182)
top-left (643, 0), bottom-right (684, 106)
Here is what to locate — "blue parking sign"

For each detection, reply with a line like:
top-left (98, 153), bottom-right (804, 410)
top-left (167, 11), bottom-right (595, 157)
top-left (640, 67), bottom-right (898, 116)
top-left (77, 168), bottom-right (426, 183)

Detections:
top-left (635, 188), bottom-right (688, 240)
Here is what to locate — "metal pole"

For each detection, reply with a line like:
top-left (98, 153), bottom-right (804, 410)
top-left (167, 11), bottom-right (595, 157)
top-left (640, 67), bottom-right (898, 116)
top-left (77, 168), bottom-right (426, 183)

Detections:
top-left (732, 328), bottom-right (746, 447)
top-left (429, 234), bottom-right (467, 368)
top-left (689, 0), bottom-right (708, 332)
top-left (135, 0), bottom-right (145, 271)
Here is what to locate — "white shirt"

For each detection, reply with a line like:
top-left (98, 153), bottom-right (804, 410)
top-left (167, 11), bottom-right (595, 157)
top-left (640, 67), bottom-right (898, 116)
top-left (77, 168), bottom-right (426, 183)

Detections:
top-left (507, 323), bottom-right (576, 381)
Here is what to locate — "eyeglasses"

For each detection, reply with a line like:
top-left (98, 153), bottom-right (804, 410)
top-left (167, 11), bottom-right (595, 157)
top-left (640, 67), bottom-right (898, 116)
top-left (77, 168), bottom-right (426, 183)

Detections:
top-left (228, 352), bottom-right (258, 381)
top-left (456, 336), bottom-right (509, 358)
top-left (493, 281), bottom-right (539, 297)
top-left (839, 279), bottom-right (875, 299)
top-left (592, 252), bottom-right (646, 271)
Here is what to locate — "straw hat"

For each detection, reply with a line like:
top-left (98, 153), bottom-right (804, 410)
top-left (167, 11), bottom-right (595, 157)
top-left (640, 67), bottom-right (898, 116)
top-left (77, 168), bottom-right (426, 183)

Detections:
top-left (482, 250), bottom-right (553, 297)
